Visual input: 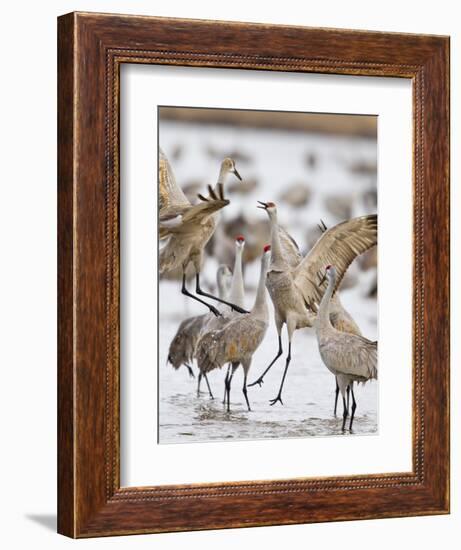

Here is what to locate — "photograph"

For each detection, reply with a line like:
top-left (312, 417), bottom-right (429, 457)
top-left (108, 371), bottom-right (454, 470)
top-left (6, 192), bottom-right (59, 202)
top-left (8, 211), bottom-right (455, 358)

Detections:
top-left (158, 106), bottom-right (378, 444)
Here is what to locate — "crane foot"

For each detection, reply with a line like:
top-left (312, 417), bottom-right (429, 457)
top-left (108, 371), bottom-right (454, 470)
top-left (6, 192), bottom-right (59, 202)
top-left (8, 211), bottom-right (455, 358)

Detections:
top-left (248, 378), bottom-right (264, 388)
top-left (209, 306), bottom-right (222, 317)
top-left (230, 305), bottom-right (250, 314)
top-left (269, 394), bottom-right (284, 406)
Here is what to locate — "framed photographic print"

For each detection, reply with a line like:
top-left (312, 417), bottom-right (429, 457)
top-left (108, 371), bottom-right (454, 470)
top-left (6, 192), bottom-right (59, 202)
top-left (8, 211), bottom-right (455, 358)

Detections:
top-left (57, 12), bottom-right (450, 537)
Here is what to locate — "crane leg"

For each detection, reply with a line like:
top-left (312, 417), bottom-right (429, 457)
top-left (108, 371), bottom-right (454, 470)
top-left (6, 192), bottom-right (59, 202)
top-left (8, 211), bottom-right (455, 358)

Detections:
top-left (248, 335), bottom-right (283, 387)
top-left (195, 274), bottom-right (249, 314)
top-left (269, 342), bottom-right (291, 406)
top-left (349, 385), bottom-right (357, 432)
top-left (197, 371), bottom-right (214, 398)
top-left (341, 395), bottom-right (349, 432)
top-left (334, 378), bottom-right (340, 416)
top-left (203, 374), bottom-right (214, 399)
top-left (223, 364), bottom-right (231, 404)
top-left (242, 371), bottom-right (251, 412)
top-left (225, 369), bottom-right (235, 412)
top-left (181, 274), bottom-right (221, 317)
top-left (346, 384), bottom-right (351, 411)
top-left (184, 363), bottom-right (195, 378)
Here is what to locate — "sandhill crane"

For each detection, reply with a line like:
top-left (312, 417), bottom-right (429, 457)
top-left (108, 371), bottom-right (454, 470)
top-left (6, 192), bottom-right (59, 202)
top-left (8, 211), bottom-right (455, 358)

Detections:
top-left (196, 246), bottom-right (271, 412)
top-left (248, 202), bottom-right (377, 407)
top-left (307, 220), bottom-right (364, 414)
top-left (278, 182), bottom-right (312, 209)
top-left (198, 235), bottom-right (246, 338)
top-left (223, 234), bottom-right (246, 403)
top-left (158, 147), bottom-right (247, 316)
top-left (315, 221), bottom-right (368, 414)
top-left (167, 314), bottom-right (207, 379)
top-left (167, 232), bottom-right (247, 399)
top-left (199, 235), bottom-right (247, 403)
top-left (328, 292), bottom-right (362, 415)
top-left (167, 264), bottom-right (232, 382)
top-left (228, 235), bottom-right (246, 309)
top-left (200, 235), bottom-right (247, 399)
top-left (315, 265), bottom-right (377, 431)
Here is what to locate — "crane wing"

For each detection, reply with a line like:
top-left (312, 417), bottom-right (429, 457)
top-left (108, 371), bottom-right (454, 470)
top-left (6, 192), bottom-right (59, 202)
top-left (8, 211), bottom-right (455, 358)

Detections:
top-left (158, 147), bottom-right (190, 215)
top-left (294, 214), bottom-right (377, 307)
top-left (278, 226), bottom-right (303, 268)
top-left (197, 316), bottom-right (267, 373)
top-left (181, 197), bottom-right (230, 224)
top-left (159, 196), bottom-right (230, 240)
top-left (167, 314), bottom-right (208, 368)
top-left (320, 335), bottom-right (377, 380)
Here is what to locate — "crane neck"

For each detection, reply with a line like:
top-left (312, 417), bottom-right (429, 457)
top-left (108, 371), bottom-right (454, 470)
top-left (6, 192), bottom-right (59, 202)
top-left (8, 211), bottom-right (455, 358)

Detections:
top-left (268, 213), bottom-right (285, 271)
top-left (317, 272), bottom-right (335, 331)
top-left (229, 246), bottom-right (245, 308)
top-left (328, 292), bottom-right (342, 313)
top-left (210, 164), bottom-right (230, 199)
top-left (252, 255), bottom-right (270, 320)
top-left (216, 164), bottom-right (230, 187)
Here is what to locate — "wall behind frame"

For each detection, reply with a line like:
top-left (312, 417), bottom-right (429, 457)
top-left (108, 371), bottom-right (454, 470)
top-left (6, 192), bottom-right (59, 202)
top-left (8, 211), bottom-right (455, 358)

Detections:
top-left (0, 0), bottom-right (456, 549)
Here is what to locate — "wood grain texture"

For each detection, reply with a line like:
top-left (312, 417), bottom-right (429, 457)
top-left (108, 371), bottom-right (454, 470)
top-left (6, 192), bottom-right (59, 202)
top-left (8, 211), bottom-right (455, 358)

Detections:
top-left (57, 13), bottom-right (75, 538)
top-left (57, 11), bottom-right (450, 538)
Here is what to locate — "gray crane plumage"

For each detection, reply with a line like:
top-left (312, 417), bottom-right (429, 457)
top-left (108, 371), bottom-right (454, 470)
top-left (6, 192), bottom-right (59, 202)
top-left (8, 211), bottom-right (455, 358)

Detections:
top-left (328, 292), bottom-right (362, 415)
top-left (167, 265), bottom-right (232, 395)
top-left (197, 236), bottom-right (247, 404)
top-left (201, 236), bottom-right (246, 337)
top-left (198, 235), bottom-right (247, 396)
top-left (196, 247), bottom-right (271, 411)
top-left (316, 265), bottom-right (377, 431)
top-left (167, 314), bottom-right (208, 376)
top-left (249, 201), bottom-right (377, 407)
top-left (158, 147), bottom-right (245, 316)
top-left (328, 293), bottom-right (361, 335)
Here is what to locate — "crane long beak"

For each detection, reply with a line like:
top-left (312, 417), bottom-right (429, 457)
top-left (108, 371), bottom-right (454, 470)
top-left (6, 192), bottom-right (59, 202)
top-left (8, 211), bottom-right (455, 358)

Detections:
top-left (233, 168), bottom-right (242, 181)
top-left (257, 200), bottom-right (268, 210)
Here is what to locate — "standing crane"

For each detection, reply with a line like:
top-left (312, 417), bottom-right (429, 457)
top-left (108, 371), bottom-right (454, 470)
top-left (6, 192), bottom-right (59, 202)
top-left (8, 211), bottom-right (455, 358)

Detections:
top-left (196, 245), bottom-right (271, 412)
top-left (248, 202), bottom-right (377, 407)
top-left (167, 233), bottom-right (247, 399)
top-left (197, 235), bottom-right (247, 398)
top-left (158, 147), bottom-right (247, 316)
top-left (199, 234), bottom-right (247, 404)
top-left (315, 264), bottom-right (377, 431)
top-left (167, 264), bottom-right (232, 386)
top-left (325, 292), bottom-right (363, 415)
top-left (316, 221), bottom-right (364, 415)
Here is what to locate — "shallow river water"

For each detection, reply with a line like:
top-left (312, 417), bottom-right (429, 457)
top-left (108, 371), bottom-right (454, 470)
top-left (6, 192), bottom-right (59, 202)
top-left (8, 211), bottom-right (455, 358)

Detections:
top-left (158, 290), bottom-right (378, 444)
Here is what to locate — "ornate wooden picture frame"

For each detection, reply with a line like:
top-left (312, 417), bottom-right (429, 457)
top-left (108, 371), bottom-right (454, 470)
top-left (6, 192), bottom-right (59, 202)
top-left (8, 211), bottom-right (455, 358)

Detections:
top-left (57, 12), bottom-right (450, 537)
